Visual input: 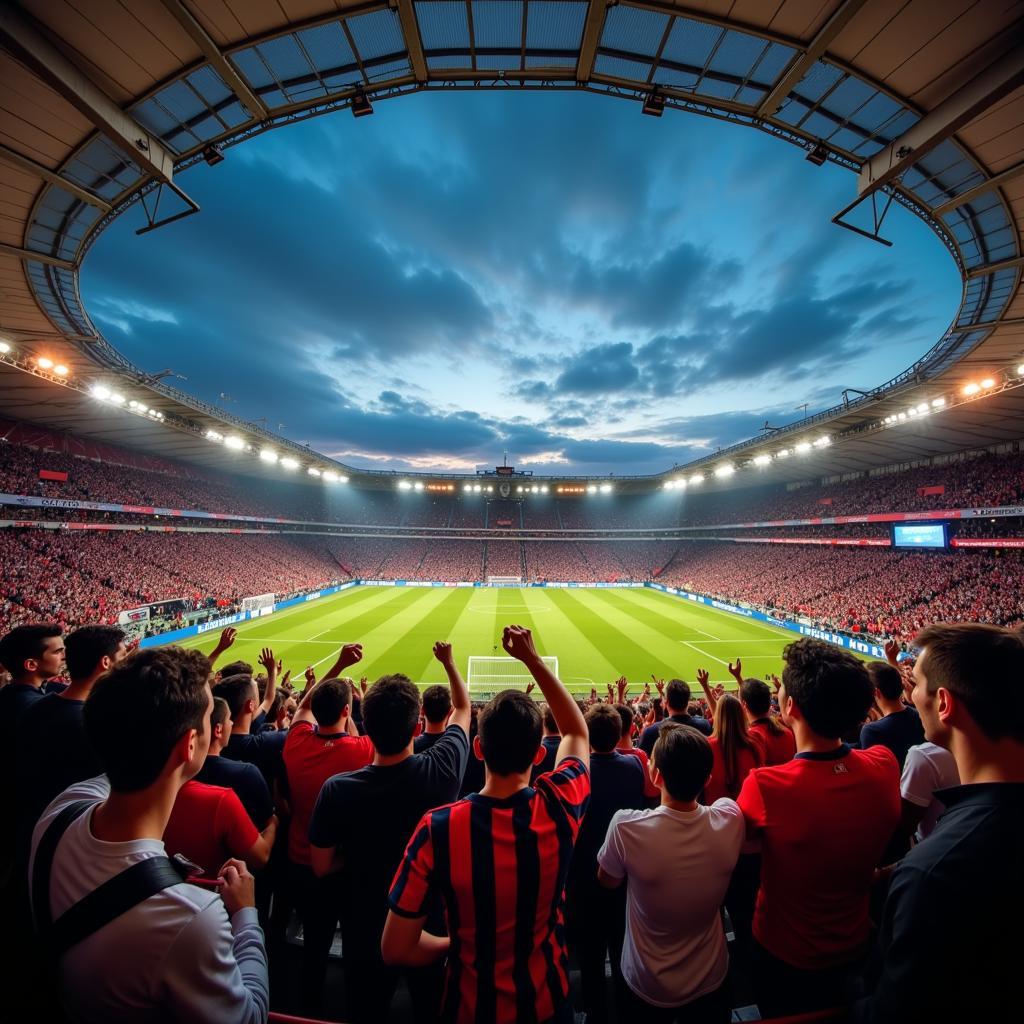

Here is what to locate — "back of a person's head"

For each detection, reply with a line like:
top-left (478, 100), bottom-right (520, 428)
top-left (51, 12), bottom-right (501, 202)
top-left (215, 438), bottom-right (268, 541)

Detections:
top-left (311, 678), bottom-right (351, 727)
top-left (64, 625), bottom-right (125, 681)
top-left (665, 678), bottom-right (690, 712)
top-left (615, 702), bottom-right (634, 739)
top-left (915, 623), bottom-right (1024, 743)
top-left (740, 677), bottom-right (771, 715)
top-left (478, 689), bottom-right (542, 775)
top-left (542, 702), bottom-right (558, 735)
top-left (363, 674), bottom-right (420, 754)
top-left (85, 647), bottom-right (211, 792)
top-left (713, 693), bottom-right (752, 746)
top-left (652, 723), bottom-right (713, 801)
top-left (219, 659), bottom-right (252, 679)
top-left (781, 638), bottom-right (873, 740)
top-left (212, 673), bottom-right (255, 719)
top-left (867, 661), bottom-right (904, 702)
top-left (586, 703), bottom-right (622, 753)
top-left (421, 684), bottom-right (452, 725)
top-left (0, 623), bottom-right (62, 679)
top-left (211, 695), bottom-right (231, 738)
top-left (652, 696), bottom-right (664, 721)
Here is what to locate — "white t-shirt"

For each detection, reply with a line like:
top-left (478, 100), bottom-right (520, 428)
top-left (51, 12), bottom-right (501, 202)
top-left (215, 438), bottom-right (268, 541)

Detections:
top-left (30, 775), bottom-right (269, 1024)
top-left (597, 800), bottom-right (744, 1008)
top-left (900, 741), bottom-right (960, 841)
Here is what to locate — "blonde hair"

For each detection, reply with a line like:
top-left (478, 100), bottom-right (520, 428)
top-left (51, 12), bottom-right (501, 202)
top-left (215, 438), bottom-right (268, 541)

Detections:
top-left (712, 694), bottom-right (759, 797)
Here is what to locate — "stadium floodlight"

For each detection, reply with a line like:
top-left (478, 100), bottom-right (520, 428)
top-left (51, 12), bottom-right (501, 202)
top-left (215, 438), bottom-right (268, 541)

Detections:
top-left (714, 464), bottom-right (734, 478)
top-left (398, 480), bottom-right (412, 490)
top-left (339, 475), bottom-right (349, 483)
top-left (753, 454), bottom-right (771, 466)
top-left (916, 403), bottom-right (929, 414)
top-left (663, 481), bottom-right (674, 490)
top-left (813, 436), bottom-right (831, 448)
top-left (795, 442), bottom-right (812, 453)
top-left (931, 398), bottom-right (945, 408)
top-left (463, 483), bottom-right (472, 492)
top-left (897, 412), bottom-right (906, 421)
top-left (108, 392), bottom-right (125, 405)
top-left (280, 457), bottom-right (299, 470)
top-left (690, 474), bottom-right (704, 485)
top-left (531, 486), bottom-right (538, 493)
top-left (541, 485), bottom-right (549, 493)
top-left (323, 470), bottom-right (339, 482)
top-left (908, 407), bottom-right (918, 417)
top-left (259, 449), bottom-right (278, 463)
top-left (206, 430), bottom-right (223, 442)
top-left (413, 482), bottom-right (424, 491)
top-left (225, 435), bottom-right (245, 450)
top-left (600, 483), bottom-right (613, 493)
top-left (1018, 363), bottom-right (1024, 377)
top-left (308, 467), bottom-right (321, 477)
top-left (586, 485), bottom-right (597, 494)
top-left (642, 89), bottom-right (665, 117)
top-left (36, 357), bottom-right (53, 369)
top-left (351, 89), bottom-right (373, 117)
top-left (54, 364), bottom-right (68, 376)
top-left (0, 341), bottom-right (10, 354)
top-left (776, 449), bottom-right (790, 458)
top-left (962, 382), bottom-right (981, 395)
top-left (980, 377), bottom-right (995, 389)
top-left (516, 486), bottom-right (523, 493)
top-left (486, 485), bottom-right (493, 492)
top-left (473, 484), bottom-right (481, 492)
top-left (91, 384), bottom-right (111, 400)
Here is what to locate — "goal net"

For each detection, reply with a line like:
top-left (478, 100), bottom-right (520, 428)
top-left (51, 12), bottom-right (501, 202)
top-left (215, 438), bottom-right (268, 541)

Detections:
top-left (466, 655), bottom-right (559, 695)
top-left (487, 575), bottom-right (523, 586)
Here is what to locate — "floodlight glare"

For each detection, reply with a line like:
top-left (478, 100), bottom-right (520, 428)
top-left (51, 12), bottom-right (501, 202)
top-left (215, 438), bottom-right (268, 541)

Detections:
top-left (1018, 364), bottom-right (1024, 377)
top-left (36, 357), bottom-right (53, 369)
top-left (91, 385), bottom-right (111, 400)
top-left (714, 464), bottom-right (734, 478)
top-left (0, 341), bottom-right (10, 354)
top-left (813, 436), bottom-right (831, 448)
top-left (516, 486), bottom-right (524, 493)
top-left (586, 485), bottom-right (597, 494)
top-left (259, 449), bottom-right (278, 463)
top-left (323, 470), bottom-right (340, 482)
top-left (308, 467), bottom-right (321, 477)
top-left (54, 365), bottom-right (68, 376)
top-left (280, 457), bottom-right (299, 470)
top-left (776, 449), bottom-right (790, 458)
top-left (413, 482), bottom-right (424, 491)
top-left (225, 435), bottom-right (245, 450)
top-left (962, 382), bottom-right (981, 395)
top-left (531, 486), bottom-right (538, 493)
top-left (206, 430), bottom-right (223, 442)
top-left (916, 403), bottom-right (929, 413)
top-left (931, 398), bottom-right (945, 408)
top-left (795, 442), bottom-right (812, 453)
top-left (486, 485), bottom-right (493, 492)
top-left (600, 483), bottom-right (613, 493)
top-left (663, 481), bottom-right (674, 490)
top-left (339, 475), bottom-right (349, 483)
top-left (108, 392), bottom-right (125, 405)
top-left (463, 484), bottom-right (472, 492)
top-left (908, 407), bottom-right (918, 417)
top-left (473, 484), bottom-right (481, 492)
top-left (690, 474), bottom-right (704, 485)
top-left (980, 377), bottom-right (995, 389)
top-left (541, 485), bottom-right (549, 493)
top-left (753, 454), bottom-right (771, 466)
top-left (897, 412), bottom-right (906, 421)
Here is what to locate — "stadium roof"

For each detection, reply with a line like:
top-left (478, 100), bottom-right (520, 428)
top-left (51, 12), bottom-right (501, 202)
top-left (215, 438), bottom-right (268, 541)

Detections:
top-left (0, 0), bottom-right (1022, 491)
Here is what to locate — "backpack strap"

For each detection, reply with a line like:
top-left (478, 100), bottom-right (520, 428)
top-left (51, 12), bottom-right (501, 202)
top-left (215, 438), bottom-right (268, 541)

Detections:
top-left (33, 799), bottom-right (192, 956)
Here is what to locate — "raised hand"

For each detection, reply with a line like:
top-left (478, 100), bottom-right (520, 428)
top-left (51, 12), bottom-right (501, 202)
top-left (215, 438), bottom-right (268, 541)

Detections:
top-left (770, 673), bottom-right (782, 693)
top-left (697, 668), bottom-right (711, 690)
top-left (217, 627), bottom-right (237, 651)
top-left (712, 683), bottom-right (726, 701)
top-left (258, 647), bottom-right (276, 675)
top-left (502, 625), bottom-right (539, 664)
top-left (651, 675), bottom-right (665, 698)
top-left (432, 641), bottom-right (455, 667)
top-left (590, 687), bottom-right (598, 704)
top-left (526, 681), bottom-right (535, 696)
top-left (280, 669), bottom-right (291, 691)
top-left (607, 682), bottom-right (615, 701)
top-left (884, 637), bottom-right (901, 666)
top-left (304, 665), bottom-right (316, 688)
top-left (338, 643), bottom-right (363, 669)
top-left (359, 676), bottom-right (368, 699)
top-left (617, 676), bottom-right (628, 701)
top-left (728, 658), bottom-right (742, 680)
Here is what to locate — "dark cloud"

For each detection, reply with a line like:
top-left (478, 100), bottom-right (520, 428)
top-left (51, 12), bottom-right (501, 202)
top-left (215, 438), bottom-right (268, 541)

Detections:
top-left (555, 342), bottom-right (640, 395)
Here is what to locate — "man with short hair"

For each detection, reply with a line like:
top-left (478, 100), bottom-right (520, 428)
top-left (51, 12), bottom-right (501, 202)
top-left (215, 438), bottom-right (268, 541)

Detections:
top-left (195, 698), bottom-right (275, 833)
top-left (569, 703), bottom-right (646, 1023)
top-left (859, 662), bottom-right (924, 769)
top-left (737, 638), bottom-right (900, 1018)
top-left (614, 703), bottom-right (659, 800)
top-left (383, 626), bottom-right (590, 1024)
top-left (639, 679), bottom-right (711, 755)
top-left (739, 677), bottom-right (795, 766)
top-left (214, 674), bottom-right (287, 790)
top-left (310, 642), bottom-right (470, 1023)
top-left (530, 701), bottom-right (561, 781)
top-left (415, 684), bottom-right (452, 753)
top-left (854, 623), bottom-right (1024, 1024)
top-left (598, 723), bottom-right (744, 1021)
top-left (0, 623), bottom-right (65, 731)
top-left (29, 646), bottom-right (269, 1023)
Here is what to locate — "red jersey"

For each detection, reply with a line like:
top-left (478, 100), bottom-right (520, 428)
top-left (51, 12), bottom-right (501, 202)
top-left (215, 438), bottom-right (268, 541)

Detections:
top-left (618, 745), bottom-right (659, 799)
top-left (737, 744), bottom-right (900, 969)
top-left (705, 737), bottom-right (761, 803)
top-left (748, 718), bottom-right (796, 766)
top-left (283, 721), bottom-right (374, 865)
top-left (389, 756), bottom-right (590, 1024)
top-left (164, 780), bottom-right (259, 875)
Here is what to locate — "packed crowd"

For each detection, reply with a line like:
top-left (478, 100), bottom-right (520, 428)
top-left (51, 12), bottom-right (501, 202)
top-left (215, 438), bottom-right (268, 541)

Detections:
top-left (3, 617), bottom-right (1020, 1024)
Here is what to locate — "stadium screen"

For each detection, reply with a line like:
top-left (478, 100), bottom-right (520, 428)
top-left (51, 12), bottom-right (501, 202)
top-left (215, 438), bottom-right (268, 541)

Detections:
top-left (893, 523), bottom-right (948, 549)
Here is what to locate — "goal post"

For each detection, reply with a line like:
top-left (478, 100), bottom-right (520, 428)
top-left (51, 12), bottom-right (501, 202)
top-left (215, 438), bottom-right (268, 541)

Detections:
top-left (466, 655), bottom-right (559, 695)
top-left (486, 575), bottom-right (523, 586)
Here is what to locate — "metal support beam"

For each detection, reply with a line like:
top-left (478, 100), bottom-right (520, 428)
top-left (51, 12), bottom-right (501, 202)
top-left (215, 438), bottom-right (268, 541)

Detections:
top-left (0, 4), bottom-right (174, 182)
top-left (858, 45), bottom-right (1024, 200)
top-left (158, 0), bottom-right (269, 120)
top-left (756, 0), bottom-right (870, 119)
top-left (932, 159), bottom-right (1024, 216)
top-left (577, 0), bottom-right (610, 83)
top-left (394, 0), bottom-right (427, 83)
top-left (950, 315), bottom-right (1024, 332)
top-left (0, 143), bottom-right (111, 211)
top-left (966, 254), bottom-right (1024, 279)
top-left (0, 241), bottom-right (74, 269)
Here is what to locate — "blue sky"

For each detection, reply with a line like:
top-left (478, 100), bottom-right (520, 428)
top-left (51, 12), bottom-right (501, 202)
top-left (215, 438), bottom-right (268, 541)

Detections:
top-left (81, 89), bottom-right (959, 475)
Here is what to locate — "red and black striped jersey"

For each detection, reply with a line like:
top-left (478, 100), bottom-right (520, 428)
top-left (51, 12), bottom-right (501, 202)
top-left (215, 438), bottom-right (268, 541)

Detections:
top-left (389, 755), bottom-right (590, 1024)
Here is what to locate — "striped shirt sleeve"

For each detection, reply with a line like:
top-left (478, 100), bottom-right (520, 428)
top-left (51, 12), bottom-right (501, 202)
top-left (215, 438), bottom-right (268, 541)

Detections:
top-left (535, 755), bottom-right (590, 836)
top-left (388, 813), bottom-right (435, 919)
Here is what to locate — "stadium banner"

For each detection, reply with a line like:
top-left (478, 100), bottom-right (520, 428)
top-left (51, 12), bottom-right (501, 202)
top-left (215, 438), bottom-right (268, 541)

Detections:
top-left (644, 582), bottom-right (899, 660)
top-left (951, 537), bottom-right (1024, 548)
top-left (731, 537), bottom-right (891, 547)
top-left (117, 606), bottom-right (150, 625)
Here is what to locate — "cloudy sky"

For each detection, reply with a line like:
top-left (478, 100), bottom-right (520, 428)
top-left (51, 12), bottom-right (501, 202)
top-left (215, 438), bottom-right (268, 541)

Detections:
top-left (81, 89), bottom-right (959, 475)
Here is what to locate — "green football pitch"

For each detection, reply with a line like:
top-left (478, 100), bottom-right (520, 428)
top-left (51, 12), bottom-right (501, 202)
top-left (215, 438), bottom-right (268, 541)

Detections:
top-left (175, 585), bottom-right (801, 695)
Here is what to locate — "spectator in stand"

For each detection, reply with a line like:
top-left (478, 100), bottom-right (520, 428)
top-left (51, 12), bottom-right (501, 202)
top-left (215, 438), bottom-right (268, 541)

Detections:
top-left (597, 724), bottom-right (744, 1023)
top-left (898, 738), bottom-right (960, 845)
top-left (283, 647), bottom-right (374, 1010)
top-left (530, 698), bottom-right (560, 781)
top-left (414, 684), bottom-right (452, 753)
top-left (859, 662), bottom-right (925, 769)
top-left (639, 678), bottom-right (711, 755)
top-left (310, 642), bottom-right (470, 1024)
top-left (195, 698), bottom-right (275, 835)
top-left (568, 703), bottom-right (646, 1023)
top-left (214, 670), bottom-right (287, 791)
top-left (855, 623), bottom-right (1024, 1024)
top-left (0, 623), bottom-right (64, 729)
top-left (28, 646), bottom-right (269, 1022)
top-left (383, 625), bottom-right (590, 1024)
top-left (17, 626), bottom-right (127, 861)
top-left (614, 696), bottom-right (660, 801)
top-left (737, 638), bottom-right (901, 1017)
top-left (739, 676), bottom-right (796, 766)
